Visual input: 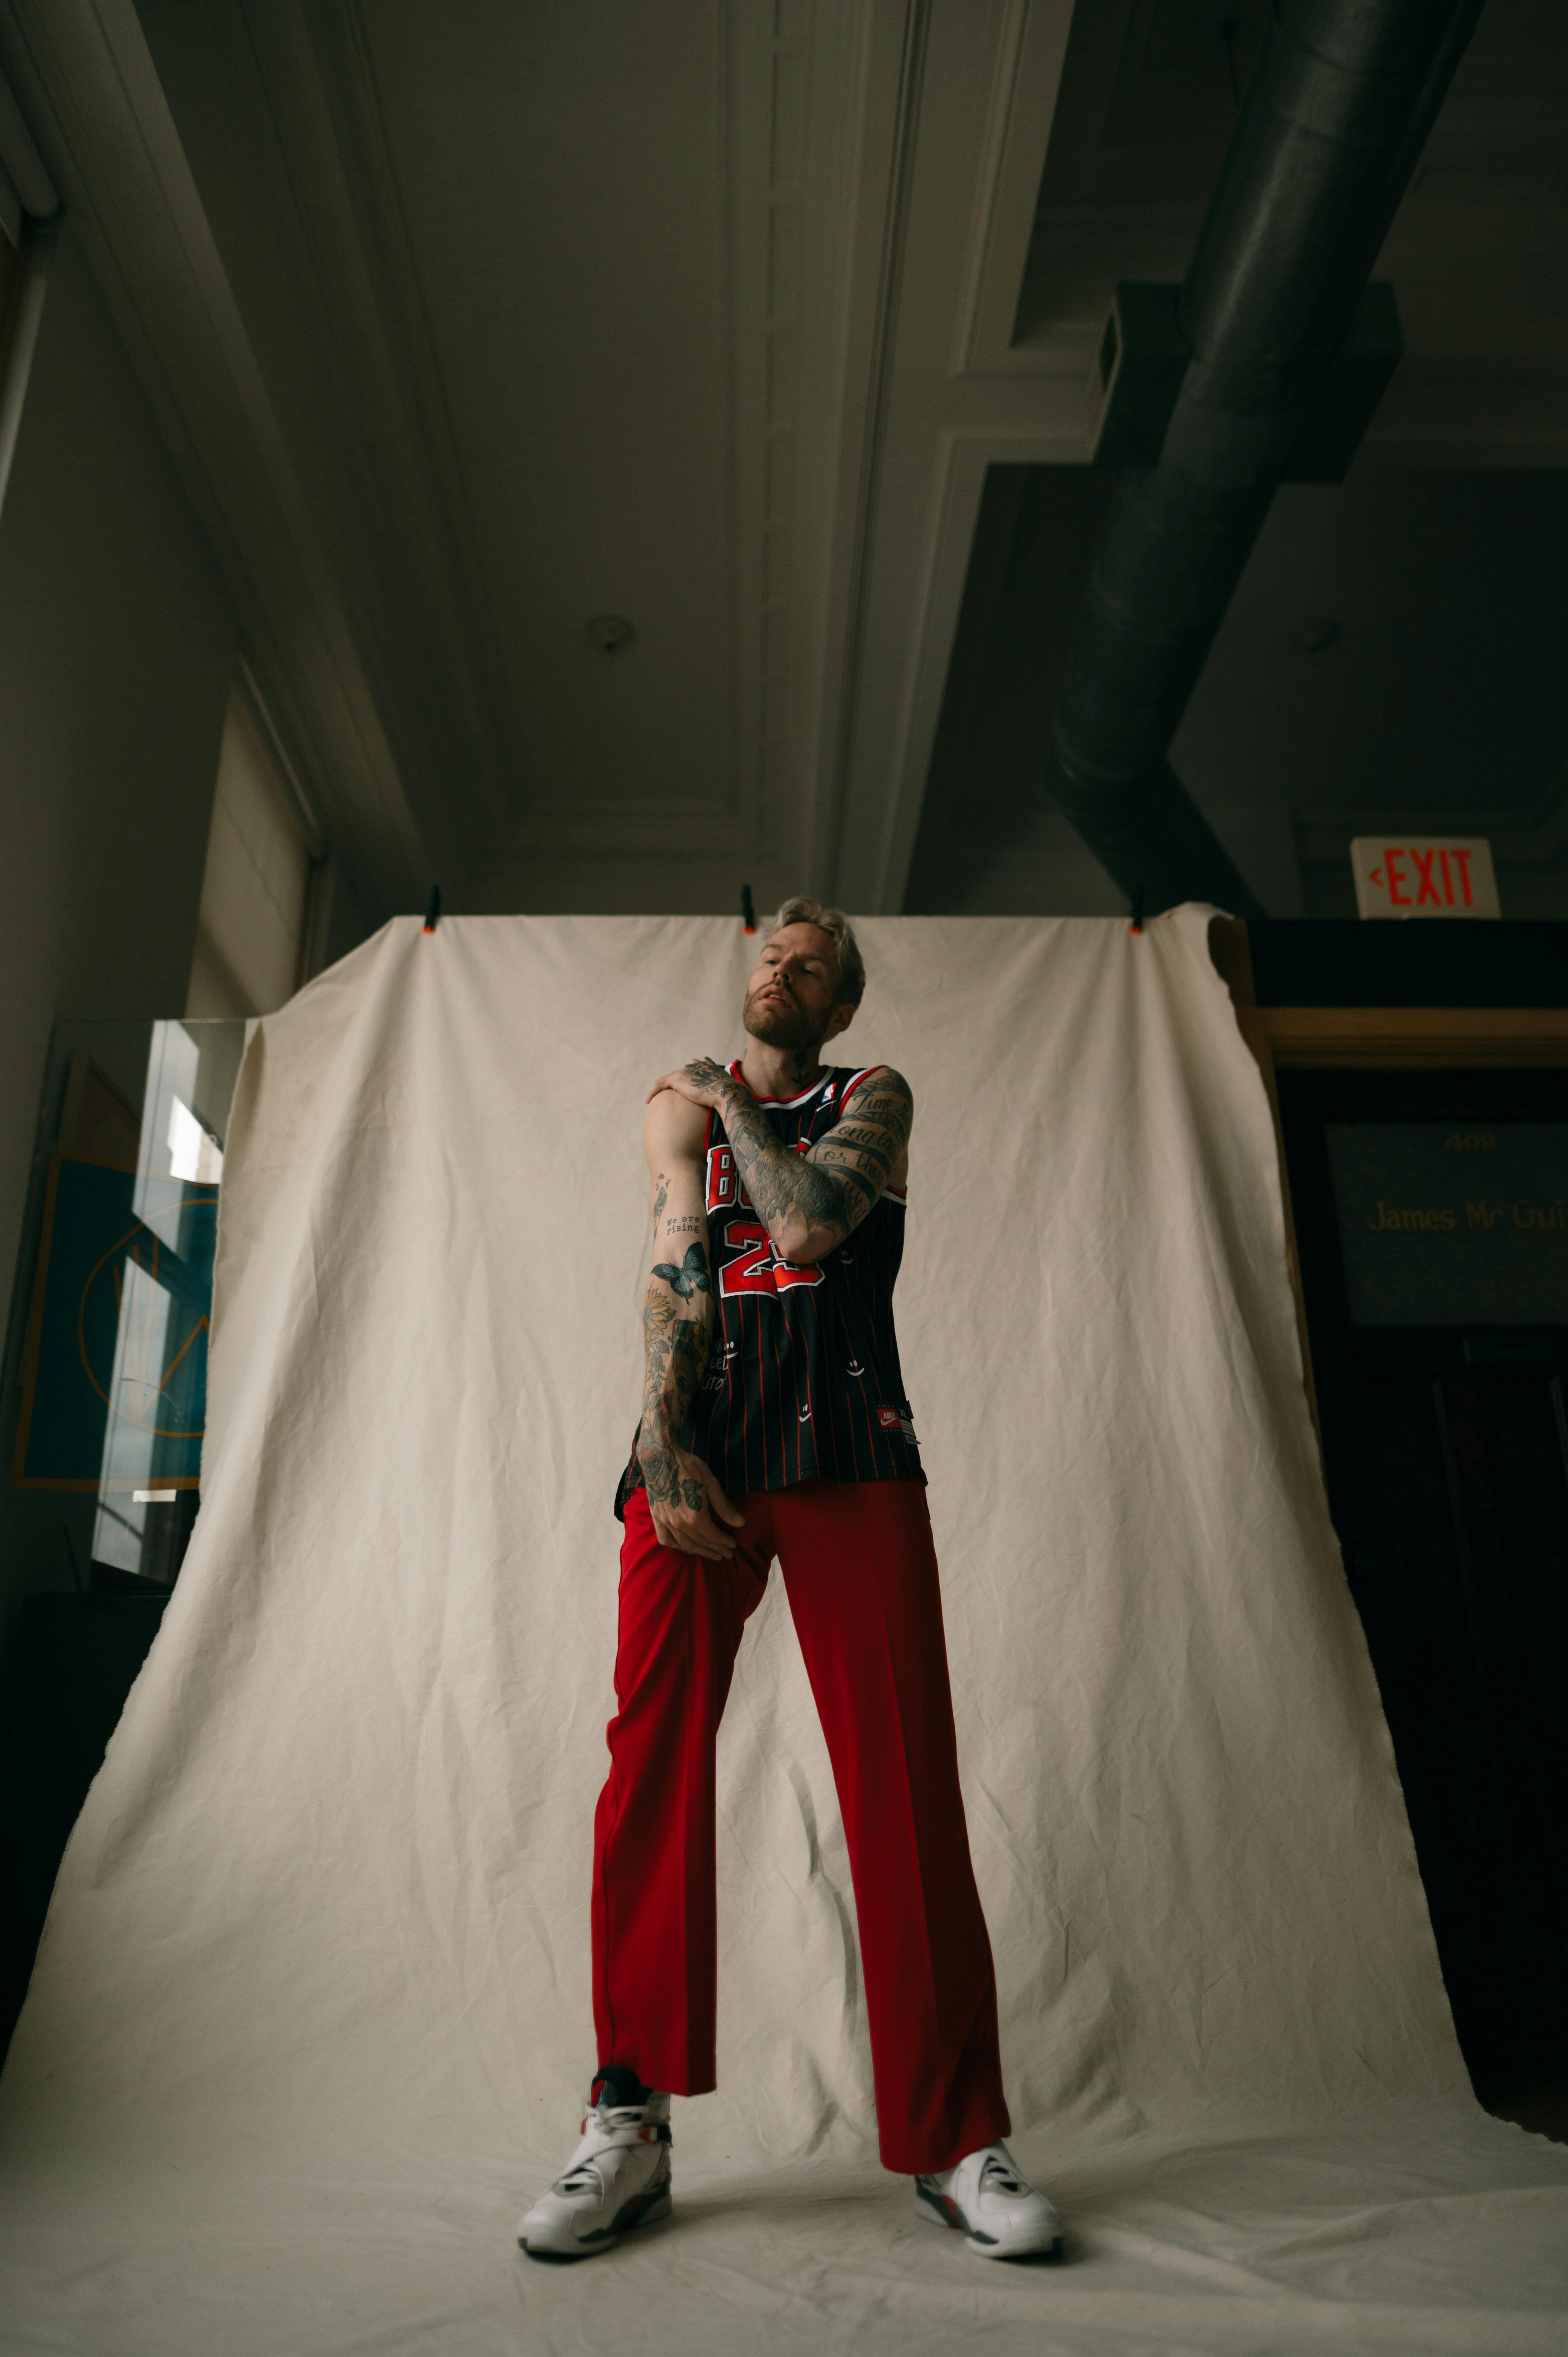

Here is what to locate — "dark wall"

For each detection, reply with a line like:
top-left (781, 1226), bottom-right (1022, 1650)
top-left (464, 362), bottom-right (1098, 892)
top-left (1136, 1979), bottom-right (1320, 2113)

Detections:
top-left (1248, 919), bottom-right (1568, 1007)
top-left (0, 233), bottom-right (236, 1300)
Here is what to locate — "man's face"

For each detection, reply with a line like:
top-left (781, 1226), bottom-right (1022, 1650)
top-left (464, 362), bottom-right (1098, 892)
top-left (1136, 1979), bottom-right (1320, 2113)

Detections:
top-left (742, 923), bottom-right (854, 1053)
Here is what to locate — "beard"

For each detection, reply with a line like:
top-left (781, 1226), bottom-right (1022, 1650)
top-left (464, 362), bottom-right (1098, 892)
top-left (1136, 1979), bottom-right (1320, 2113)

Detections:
top-left (742, 986), bottom-right (831, 1057)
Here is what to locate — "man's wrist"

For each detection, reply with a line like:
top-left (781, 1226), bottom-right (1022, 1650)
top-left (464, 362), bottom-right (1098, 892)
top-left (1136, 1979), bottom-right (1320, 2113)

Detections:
top-left (638, 1417), bottom-right (679, 1465)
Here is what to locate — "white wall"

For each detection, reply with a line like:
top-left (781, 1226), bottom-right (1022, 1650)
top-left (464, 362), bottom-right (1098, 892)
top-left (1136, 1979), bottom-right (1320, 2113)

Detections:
top-left (187, 686), bottom-right (311, 1019)
top-left (0, 229), bottom-right (234, 1304)
top-left (0, 231), bottom-right (236, 1629)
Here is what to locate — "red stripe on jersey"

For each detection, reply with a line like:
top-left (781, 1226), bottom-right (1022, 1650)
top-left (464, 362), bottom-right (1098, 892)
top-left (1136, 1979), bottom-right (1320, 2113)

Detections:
top-left (847, 1312), bottom-right (878, 1477)
top-left (770, 1290), bottom-right (782, 1489)
top-left (822, 1302), bottom-right (846, 1482)
top-left (735, 1303), bottom-right (746, 1497)
top-left (726, 1056), bottom-right (833, 1110)
top-left (836, 1064), bottom-right (885, 1113)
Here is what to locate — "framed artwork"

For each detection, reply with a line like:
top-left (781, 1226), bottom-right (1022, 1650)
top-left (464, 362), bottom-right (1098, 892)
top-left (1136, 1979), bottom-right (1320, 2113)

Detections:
top-left (12, 1155), bottom-right (219, 1491)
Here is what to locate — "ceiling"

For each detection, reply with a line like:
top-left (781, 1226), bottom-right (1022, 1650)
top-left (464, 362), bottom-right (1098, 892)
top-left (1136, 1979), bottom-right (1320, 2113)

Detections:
top-left (3, 0), bottom-right (1564, 928)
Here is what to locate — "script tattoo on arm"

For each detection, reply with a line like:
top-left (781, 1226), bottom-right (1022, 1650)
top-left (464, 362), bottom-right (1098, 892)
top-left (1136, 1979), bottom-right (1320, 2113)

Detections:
top-left (637, 1169), bottom-right (716, 1512)
top-left (716, 1068), bottom-right (914, 1266)
top-left (634, 1095), bottom-right (743, 1557)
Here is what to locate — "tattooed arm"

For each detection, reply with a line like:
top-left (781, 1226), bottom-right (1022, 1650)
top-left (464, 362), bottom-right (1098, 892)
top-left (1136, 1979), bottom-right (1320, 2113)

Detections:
top-left (636, 1090), bottom-right (745, 1559)
top-left (645, 1061), bottom-right (914, 1267)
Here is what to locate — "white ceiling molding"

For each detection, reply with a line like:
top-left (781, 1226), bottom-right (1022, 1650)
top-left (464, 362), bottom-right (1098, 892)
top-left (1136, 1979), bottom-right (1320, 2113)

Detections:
top-left (135, 0), bottom-right (520, 852)
top-left (823, 0), bottom-right (1087, 912)
top-left (803, 0), bottom-right (933, 906)
top-left (237, 656), bottom-right (326, 862)
top-left (494, 0), bottom-right (914, 881)
top-left (4, 0), bottom-right (1555, 928)
top-left (738, 0), bottom-right (821, 882)
top-left (0, 215), bottom-right (52, 514)
top-left (0, 0), bottom-right (431, 911)
top-left (858, 412), bottom-right (1084, 916)
top-left (500, 0), bottom-right (762, 861)
top-left (946, 0), bottom-right (1081, 380)
top-left (281, 0), bottom-right (522, 837)
top-left (0, 42), bottom-right (57, 216)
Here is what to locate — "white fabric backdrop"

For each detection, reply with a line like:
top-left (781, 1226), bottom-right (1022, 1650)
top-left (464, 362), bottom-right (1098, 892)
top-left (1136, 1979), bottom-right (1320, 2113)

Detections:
top-left (0, 908), bottom-right (1563, 2354)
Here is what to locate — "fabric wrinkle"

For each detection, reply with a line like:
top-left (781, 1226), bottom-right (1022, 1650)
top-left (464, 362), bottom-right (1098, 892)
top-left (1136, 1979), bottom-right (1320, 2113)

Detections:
top-left (0, 911), bottom-right (1559, 2349)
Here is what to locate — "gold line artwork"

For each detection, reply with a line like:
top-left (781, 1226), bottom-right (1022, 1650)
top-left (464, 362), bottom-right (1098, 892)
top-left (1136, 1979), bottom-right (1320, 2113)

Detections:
top-left (158, 1315), bottom-right (210, 1391)
top-left (74, 1210), bottom-right (217, 1439)
top-left (12, 1158), bottom-right (221, 1491)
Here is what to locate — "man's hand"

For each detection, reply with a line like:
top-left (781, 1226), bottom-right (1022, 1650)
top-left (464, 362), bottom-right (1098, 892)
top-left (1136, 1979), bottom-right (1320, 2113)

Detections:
top-left (646, 1058), bottom-right (739, 1112)
top-left (640, 1438), bottom-right (745, 1559)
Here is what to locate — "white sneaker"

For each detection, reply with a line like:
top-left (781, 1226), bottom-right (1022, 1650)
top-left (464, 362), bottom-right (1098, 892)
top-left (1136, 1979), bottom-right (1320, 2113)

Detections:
top-left (914, 2141), bottom-right (1063, 2259)
top-left (517, 2066), bottom-right (673, 2261)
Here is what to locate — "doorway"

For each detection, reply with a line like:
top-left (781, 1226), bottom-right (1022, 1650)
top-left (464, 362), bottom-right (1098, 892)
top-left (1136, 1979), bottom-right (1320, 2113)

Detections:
top-left (1277, 1064), bottom-right (1568, 2124)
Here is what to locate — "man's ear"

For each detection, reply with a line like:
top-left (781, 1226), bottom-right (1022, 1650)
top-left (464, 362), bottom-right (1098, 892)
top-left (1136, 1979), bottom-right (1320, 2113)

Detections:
top-left (828, 1000), bottom-right (856, 1043)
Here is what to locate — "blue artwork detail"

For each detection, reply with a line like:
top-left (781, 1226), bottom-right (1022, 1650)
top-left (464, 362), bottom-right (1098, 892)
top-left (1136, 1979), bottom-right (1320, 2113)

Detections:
top-left (17, 1157), bottom-right (218, 1488)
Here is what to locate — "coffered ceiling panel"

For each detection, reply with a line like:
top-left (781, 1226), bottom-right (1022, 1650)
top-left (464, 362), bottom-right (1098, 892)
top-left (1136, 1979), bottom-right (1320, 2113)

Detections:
top-left (355, 0), bottom-right (738, 823)
top-left (113, 0), bottom-right (892, 898)
top-left (6, 0), bottom-right (1562, 927)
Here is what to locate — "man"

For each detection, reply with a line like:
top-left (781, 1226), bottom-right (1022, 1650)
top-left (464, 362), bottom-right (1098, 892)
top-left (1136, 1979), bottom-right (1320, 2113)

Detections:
top-left (519, 899), bottom-right (1061, 2263)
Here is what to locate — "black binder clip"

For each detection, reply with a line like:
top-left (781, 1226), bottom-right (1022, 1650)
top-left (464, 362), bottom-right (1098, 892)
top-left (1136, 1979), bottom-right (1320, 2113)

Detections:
top-left (741, 883), bottom-right (756, 935)
top-left (423, 885), bottom-right (442, 935)
top-left (1128, 884), bottom-right (1145, 936)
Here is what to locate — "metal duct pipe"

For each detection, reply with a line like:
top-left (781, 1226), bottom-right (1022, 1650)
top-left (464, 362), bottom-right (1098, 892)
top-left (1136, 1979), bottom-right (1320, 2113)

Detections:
top-left (1045, 0), bottom-right (1484, 917)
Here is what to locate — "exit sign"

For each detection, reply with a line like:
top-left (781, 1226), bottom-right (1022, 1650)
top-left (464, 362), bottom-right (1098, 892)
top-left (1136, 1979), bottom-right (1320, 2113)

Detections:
top-left (1350, 837), bottom-right (1499, 919)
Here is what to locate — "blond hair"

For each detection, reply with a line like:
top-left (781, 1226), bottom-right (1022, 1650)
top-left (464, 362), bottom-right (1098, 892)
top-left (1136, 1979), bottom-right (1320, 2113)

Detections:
top-left (773, 896), bottom-right (865, 1007)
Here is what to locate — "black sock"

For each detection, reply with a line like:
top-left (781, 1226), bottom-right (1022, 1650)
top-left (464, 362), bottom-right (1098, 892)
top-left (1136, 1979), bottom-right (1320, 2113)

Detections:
top-left (591, 2062), bottom-right (652, 2109)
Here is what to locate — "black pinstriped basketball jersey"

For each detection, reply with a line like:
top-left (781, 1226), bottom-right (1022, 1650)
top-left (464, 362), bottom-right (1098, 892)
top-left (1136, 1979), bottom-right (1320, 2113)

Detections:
top-left (614, 1060), bottom-right (923, 1515)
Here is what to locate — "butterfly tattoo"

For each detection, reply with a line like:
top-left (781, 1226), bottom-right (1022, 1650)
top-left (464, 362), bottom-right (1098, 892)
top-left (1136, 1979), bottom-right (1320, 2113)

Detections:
top-left (653, 1244), bottom-right (712, 1301)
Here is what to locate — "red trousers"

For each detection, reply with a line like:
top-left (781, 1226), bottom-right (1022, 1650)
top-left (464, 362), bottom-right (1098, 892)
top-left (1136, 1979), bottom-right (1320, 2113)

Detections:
top-left (591, 1479), bottom-right (1010, 2174)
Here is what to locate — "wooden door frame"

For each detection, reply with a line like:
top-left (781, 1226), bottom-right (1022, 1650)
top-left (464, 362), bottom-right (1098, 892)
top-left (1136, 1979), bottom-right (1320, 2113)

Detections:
top-left (1207, 918), bottom-right (1568, 1452)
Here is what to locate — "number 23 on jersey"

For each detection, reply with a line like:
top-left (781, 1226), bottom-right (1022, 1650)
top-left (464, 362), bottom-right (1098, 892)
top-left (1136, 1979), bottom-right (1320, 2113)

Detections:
top-left (706, 1145), bottom-right (824, 1299)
